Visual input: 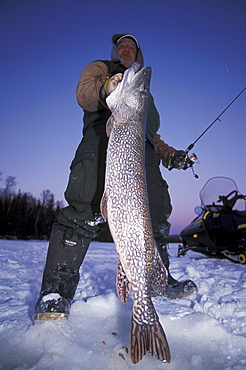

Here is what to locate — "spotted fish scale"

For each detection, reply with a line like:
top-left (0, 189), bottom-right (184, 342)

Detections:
top-left (101, 63), bottom-right (170, 364)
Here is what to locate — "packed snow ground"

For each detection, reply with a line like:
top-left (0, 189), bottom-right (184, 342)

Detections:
top-left (0, 239), bottom-right (246, 370)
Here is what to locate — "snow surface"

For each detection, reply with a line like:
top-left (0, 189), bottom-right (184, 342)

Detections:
top-left (0, 239), bottom-right (246, 370)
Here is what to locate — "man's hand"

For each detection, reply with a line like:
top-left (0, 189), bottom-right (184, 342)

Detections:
top-left (170, 150), bottom-right (186, 170)
top-left (103, 73), bottom-right (123, 96)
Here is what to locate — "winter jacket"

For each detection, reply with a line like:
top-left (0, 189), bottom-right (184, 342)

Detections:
top-left (76, 59), bottom-right (176, 168)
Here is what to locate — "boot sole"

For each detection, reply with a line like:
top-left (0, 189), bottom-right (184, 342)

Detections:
top-left (151, 286), bottom-right (198, 299)
top-left (33, 312), bottom-right (69, 322)
top-left (164, 286), bottom-right (198, 299)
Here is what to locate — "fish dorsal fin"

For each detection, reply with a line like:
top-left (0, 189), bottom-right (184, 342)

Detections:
top-left (151, 254), bottom-right (168, 296)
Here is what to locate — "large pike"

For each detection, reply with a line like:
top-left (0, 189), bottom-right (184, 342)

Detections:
top-left (101, 63), bottom-right (171, 364)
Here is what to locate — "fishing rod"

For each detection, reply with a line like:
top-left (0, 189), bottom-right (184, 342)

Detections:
top-left (169, 87), bottom-right (246, 178)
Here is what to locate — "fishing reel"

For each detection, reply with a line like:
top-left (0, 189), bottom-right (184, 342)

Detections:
top-left (169, 151), bottom-right (199, 178)
top-left (182, 152), bottom-right (198, 170)
top-left (183, 152), bottom-right (199, 178)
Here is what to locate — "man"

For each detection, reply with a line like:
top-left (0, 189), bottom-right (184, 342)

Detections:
top-left (34, 33), bottom-right (197, 321)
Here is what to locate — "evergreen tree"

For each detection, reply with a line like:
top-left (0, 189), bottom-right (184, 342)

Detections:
top-left (0, 173), bottom-right (63, 240)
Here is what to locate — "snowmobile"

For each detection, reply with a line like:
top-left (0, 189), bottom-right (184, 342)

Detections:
top-left (178, 177), bottom-right (246, 264)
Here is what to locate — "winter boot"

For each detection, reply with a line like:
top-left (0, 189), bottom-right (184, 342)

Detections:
top-left (34, 222), bottom-right (91, 322)
top-left (156, 243), bottom-right (198, 299)
top-left (34, 293), bottom-right (71, 322)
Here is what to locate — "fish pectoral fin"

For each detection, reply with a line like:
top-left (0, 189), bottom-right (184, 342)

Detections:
top-left (106, 115), bottom-right (114, 136)
top-left (100, 192), bottom-right (108, 221)
top-left (107, 114), bottom-right (129, 131)
top-left (130, 317), bottom-right (171, 364)
top-left (151, 255), bottom-right (168, 296)
top-left (116, 259), bottom-right (131, 304)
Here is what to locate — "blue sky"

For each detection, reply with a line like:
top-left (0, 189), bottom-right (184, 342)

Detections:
top-left (1, 0), bottom-right (245, 234)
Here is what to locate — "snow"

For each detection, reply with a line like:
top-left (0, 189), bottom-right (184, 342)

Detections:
top-left (41, 293), bottom-right (62, 303)
top-left (0, 239), bottom-right (246, 370)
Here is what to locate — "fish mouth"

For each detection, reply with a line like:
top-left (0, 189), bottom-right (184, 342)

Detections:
top-left (124, 62), bottom-right (152, 89)
top-left (106, 62), bottom-right (152, 112)
top-left (115, 62), bottom-right (151, 95)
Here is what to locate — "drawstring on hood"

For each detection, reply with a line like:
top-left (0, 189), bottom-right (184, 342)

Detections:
top-left (111, 33), bottom-right (144, 69)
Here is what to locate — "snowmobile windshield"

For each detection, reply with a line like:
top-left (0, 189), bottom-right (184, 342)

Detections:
top-left (199, 177), bottom-right (246, 211)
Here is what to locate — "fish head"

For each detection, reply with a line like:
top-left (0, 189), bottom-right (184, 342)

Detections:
top-left (106, 63), bottom-right (152, 126)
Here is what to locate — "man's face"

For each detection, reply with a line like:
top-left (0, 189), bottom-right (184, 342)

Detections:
top-left (117, 38), bottom-right (137, 68)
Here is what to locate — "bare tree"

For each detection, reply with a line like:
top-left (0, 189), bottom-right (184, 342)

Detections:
top-left (4, 176), bottom-right (17, 197)
top-left (40, 189), bottom-right (53, 207)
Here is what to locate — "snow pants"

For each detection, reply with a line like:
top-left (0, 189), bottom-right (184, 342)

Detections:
top-left (40, 222), bottom-right (91, 301)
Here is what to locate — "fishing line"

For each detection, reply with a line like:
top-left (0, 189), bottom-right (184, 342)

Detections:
top-left (186, 87), bottom-right (246, 152)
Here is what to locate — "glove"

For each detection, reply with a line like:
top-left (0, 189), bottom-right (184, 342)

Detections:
top-left (103, 73), bottom-right (123, 96)
top-left (170, 150), bottom-right (186, 170)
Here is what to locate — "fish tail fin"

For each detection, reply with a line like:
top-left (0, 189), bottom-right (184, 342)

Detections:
top-left (130, 317), bottom-right (171, 364)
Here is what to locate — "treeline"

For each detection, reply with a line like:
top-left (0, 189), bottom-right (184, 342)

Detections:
top-left (0, 174), bottom-right (64, 240)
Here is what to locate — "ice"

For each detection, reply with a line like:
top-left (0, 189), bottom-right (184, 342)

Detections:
top-left (0, 239), bottom-right (246, 369)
